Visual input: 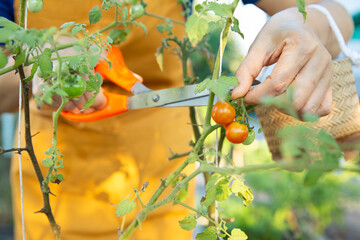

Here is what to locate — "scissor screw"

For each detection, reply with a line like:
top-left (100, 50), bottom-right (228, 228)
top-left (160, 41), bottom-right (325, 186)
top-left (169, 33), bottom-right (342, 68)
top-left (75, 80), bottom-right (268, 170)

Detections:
top-left (152, 94), bottom-right (160, 102)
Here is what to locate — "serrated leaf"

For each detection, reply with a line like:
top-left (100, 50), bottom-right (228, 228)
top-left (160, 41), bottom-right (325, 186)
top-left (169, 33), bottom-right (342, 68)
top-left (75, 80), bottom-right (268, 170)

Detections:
top-left (231, 179), bottom-right (244, 194)
top-left (231, 18), bottom-right (244, 39)
top-left (135, 22), bottom-right (147, 36)
top-left (69, 56), bottom-right (81, 70)
top-left (56, 174), bottom-right (64, 182)
top-left (83, 95), bottom-right (96, 110)
top-left (185, 14), bottom-right (209, 46)
top-left (304, 165), bottom-right (323, 187)
top-left (54, 88), bottom-right (68, 97)
top-left (60, 21), bottom-right (75, 29)
top-left (195, 226), bottom-right (217, 240)
top-left (106, 36), bottom-right (114, 44)
top-left (89, 6), bottom-right (102, 25)
top-left (42, 158), bottom-right (53, 168)
top-left (194, 78), bottom-right (210, 94)
top-left (72, 25), bottom-right (84, 35)
top-left (205, 173), bottom-right (222, 191)
top-left (14, 51), bottom-right (26, 67)
top-left (229, 228), bottom-right (248, 240)
top-left (155, 47), bottom-right (164, 72)
top-left (208, 2), bottom-right (233, 18)
top-left (89, 55), bottom-right (99, 69)
top-left (178, 213), bottom-right (197, 231)
top-left (0, 28), bottom-right (14, 43)
top-left (207, 76), bottom-right (238, 101)
top-left (236, 184), bottom-right (253, 207)
top-left (216, 179), bottom-right (232, 201)
top-left (296, 0), bottom-right (307, 21)
top-left (24, 63), bottom-right (39, 81)
top-left (115, 199), bottom-right (136, 217)
top-left (38, 49), bottom-right (53, 77)
top-left (176, 187), bottom-right (189, 202)
top-left (0, 17), bottom-right (21, 30)
top-left (200, 186), bottom-right (216, 207)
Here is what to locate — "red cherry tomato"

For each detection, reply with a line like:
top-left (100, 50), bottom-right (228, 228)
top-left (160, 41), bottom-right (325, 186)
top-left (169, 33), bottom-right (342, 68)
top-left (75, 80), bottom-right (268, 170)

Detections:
top-left (225, 121), bottom-right (249, 144)
top-left (211, 101), bottom-right (236, 125)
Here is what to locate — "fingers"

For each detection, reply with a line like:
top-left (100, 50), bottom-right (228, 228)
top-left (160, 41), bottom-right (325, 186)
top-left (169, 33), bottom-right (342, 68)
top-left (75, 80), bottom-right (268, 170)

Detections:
top-left (63, 88), bottom-right (107, 114)
top-left (243, 36), bottom-right (316, 105)
top-left (297, 61), bottom-right (333, 115)
top-left (232, 41), bottom-right (268, 100)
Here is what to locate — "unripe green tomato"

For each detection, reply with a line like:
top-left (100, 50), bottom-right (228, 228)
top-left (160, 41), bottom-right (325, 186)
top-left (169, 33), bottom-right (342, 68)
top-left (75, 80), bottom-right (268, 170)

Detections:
top-left (242, 129), bottom-right (255, 145)
top-left (130, 4), bottom-right (145, 19)
top-left (61, 74), bottom-right (86, 98)
top-left (27, 0), bottom-right (44, 13)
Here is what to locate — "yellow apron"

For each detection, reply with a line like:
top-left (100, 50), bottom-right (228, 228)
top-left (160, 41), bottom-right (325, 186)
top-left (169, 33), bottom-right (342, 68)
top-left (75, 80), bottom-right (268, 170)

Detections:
top-left (11, 1), bottom-right (194, 239)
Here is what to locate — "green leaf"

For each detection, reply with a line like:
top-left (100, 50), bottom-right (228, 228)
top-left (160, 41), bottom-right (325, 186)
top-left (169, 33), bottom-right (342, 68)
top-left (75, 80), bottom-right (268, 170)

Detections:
top-left (106, 36), bottom-right (114, 44)
top-left (231, 18), bottom-right (244, 38)
top-left (296, 0), bottom-right (307, 21)
top-left (115, 199), bottom-right (136, 217)
top-left (194, 78), bottom-right (210, 94)
top-left (235, 184), bottom-right (253, 207)
top-left (135, 22), bottom-right (148, 36)
top-left (176, 186), bottom-right (189, 202)
top-left (89, 55), bottom-right (99, 69)
top-left (229, 228), bottom-right (248, 240)
top-left (0, 28), bottom-right (14, 43)
top-left (0, 17), bottom-right (21, 30)
top-left (231, 178), bottom-right (244, 193)
top-left (205, 173), bottom-right (222, 191)
top-left (0, 50), bottom-right (8, 69)
top-left (208, 2), bottom-right (233, 18)
top-left (304, 164), bottom-right (323, 187)
top-left (14, 51), bottom-right (26, 68)
top-left (24, 63), bottom-right (38, 82)
top-left (200, 186), bottom-right (216, 207)
top-left (185, 14), bottom-right (209, 46)
top-left (195, 226), bottom-right (217, 240)
top-left (207, 76), bottom-right (238, 101)
top-left (216, 179), bottom-right (232, 201)
top-left (72, 25), bottom-right (84, 35)
top-left (89, 6), bottom-right (102, 25)
top-left (178, 213), bottom-right (197, 231)
top-left (69, 56), bottom-right (81, 70)
top-left (60, 21), bottom-right (75, 29)
top-left (38, 49), bottom-right (53, 77)
top-left (42, 158), bottom-right (53, 168)
top-left (155, 47), bottom-right (164, 72)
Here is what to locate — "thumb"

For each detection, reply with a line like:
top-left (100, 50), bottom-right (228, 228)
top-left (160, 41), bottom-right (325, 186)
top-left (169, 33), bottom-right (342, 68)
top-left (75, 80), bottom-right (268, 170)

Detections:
top-left (231, 45), bottom-right (267, 100)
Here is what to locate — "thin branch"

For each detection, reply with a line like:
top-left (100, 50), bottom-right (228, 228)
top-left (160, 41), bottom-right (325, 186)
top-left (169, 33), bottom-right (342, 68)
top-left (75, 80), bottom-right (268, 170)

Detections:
top-left (0, 147), bottom-right (28, 155)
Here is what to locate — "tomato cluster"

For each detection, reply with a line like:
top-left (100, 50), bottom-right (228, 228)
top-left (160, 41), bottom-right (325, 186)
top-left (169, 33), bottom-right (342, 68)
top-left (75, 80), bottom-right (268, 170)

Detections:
top-left (211, 101), bottom-right (255, 145)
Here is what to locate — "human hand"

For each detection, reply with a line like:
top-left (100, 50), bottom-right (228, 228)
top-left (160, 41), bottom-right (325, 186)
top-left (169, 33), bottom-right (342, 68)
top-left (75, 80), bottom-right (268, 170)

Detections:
top-left (231, 7), bottom-right (334, 117)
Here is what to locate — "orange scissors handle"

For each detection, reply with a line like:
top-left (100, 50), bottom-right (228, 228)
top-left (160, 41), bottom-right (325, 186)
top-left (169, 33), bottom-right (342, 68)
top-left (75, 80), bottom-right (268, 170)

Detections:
top-left (95, 46), bottom-right (141, 91)
top-left (61, 91), bottom-right (128, 122)
top-left (61, 46), bottom-right (141, 122)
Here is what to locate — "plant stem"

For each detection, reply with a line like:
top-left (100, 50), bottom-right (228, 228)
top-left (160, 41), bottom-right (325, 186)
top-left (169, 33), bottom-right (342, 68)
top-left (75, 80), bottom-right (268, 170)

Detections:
top-left (18, 65), bottom-right (61, 239)
top-left (145, 12), bottom-right (185, 25)
top-left (118, 168), bottom-right (201, 240)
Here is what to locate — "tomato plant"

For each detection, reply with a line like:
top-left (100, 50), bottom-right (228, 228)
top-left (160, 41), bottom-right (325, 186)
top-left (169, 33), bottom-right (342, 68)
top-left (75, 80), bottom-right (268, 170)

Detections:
top-left (211, 101), bottom-right (236, 125)
top-left (225, 121), bottom-right (249, 144)
top-left (61, 74), bottom-right (86, 98)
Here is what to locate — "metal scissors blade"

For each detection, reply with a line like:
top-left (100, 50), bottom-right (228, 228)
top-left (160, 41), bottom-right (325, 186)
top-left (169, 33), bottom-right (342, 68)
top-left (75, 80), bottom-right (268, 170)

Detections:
top-left (127, 79), bottom-right (261, 109)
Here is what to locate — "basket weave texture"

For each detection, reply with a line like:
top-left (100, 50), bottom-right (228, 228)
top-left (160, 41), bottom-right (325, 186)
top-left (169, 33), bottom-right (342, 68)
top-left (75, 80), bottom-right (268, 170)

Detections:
top-left (255, 58), bottom-right (360, 158)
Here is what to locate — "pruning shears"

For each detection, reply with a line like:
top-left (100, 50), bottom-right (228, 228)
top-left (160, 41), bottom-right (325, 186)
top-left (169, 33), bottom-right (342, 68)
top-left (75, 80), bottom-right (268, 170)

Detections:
top-left (61, 46), bottom-right (259, 122)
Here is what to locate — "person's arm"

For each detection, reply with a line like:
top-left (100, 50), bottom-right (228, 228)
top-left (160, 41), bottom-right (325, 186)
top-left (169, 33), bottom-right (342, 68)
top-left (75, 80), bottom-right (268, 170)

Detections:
top-left (232, 0), bottom-right (354, 116)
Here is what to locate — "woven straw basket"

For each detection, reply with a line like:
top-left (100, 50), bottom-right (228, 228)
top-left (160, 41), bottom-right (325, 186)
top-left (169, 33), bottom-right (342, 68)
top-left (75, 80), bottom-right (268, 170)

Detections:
top-left (255, 58), bottom-right (360, 160)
